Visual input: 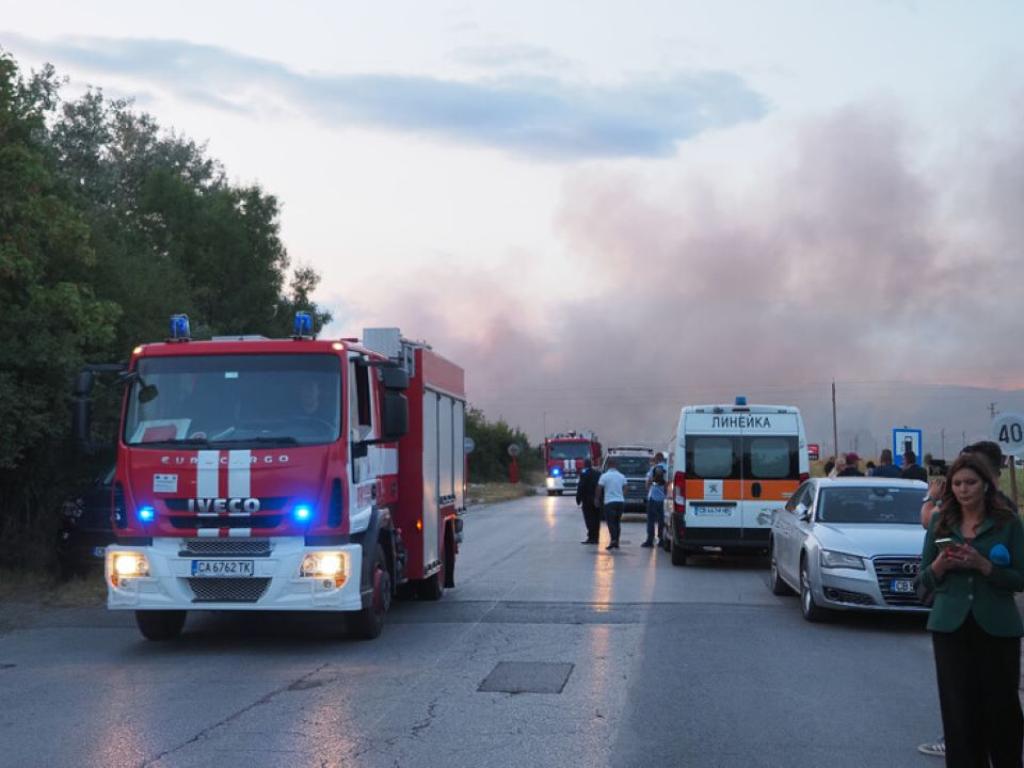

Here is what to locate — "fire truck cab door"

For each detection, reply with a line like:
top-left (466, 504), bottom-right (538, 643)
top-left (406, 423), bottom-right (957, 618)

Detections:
top-left (347, 358), bottom-right (377, 533)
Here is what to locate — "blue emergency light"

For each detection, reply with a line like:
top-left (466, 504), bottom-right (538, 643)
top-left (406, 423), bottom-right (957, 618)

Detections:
top-left (735, 396), bottom-right (748, 406)
top-left (293, 504), bottom-right (313, 523)
top-left (138, 505), bottom-right (156, 523)
top-left (169, 314), bottom-right (191, 341)
top-left (551, 467), bottom-right (561, 477)
top-left (293, 311), bottom-right (313, 337)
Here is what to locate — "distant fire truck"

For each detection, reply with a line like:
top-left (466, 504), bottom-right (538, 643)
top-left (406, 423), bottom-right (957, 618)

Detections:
top-left (73, 316), bottom-right (465, 641)
top-left (543, 431), bottom-right (602, 496)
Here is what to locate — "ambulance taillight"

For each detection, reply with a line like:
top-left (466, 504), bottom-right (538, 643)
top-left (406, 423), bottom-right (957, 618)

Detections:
top-left (673, 471), bottom-right (687, 513)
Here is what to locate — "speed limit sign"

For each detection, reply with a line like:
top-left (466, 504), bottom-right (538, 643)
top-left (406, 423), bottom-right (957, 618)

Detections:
top-left (992, 413), bottom-right (1024, 457)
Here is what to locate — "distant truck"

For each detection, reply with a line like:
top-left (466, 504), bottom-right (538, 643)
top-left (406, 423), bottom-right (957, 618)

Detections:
top-left (543, 431), bottom-right (602, 496)
top-left (73, 316), bottom-right (466, 641)
top-left (604, 446), bottom-right (655, 512)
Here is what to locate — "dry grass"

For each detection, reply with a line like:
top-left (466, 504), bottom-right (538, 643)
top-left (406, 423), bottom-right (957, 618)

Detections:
top-left (466, 482), bottom-right (538, 506)
top-left (0, 569), bottom-right (106, 608)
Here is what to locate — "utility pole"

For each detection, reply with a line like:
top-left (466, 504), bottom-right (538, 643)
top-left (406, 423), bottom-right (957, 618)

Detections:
top-left (831, 380), bottom-right (839, 461)
top-left (989, 402), bottom-right (999, 419)
top-left (940, 428), bottom-right (946, 460)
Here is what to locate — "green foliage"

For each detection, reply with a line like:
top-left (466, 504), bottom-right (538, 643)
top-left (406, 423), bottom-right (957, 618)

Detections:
top-left (465, 406), bottom-right (541, 483)
top-left (0, 50), bottom-right (332, 567)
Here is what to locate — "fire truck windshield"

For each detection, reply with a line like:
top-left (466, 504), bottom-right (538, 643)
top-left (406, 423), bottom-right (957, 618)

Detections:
top-left (548, 442), bottom-right (590, 460)
top-left (123, 354), bottom-right (342, 447)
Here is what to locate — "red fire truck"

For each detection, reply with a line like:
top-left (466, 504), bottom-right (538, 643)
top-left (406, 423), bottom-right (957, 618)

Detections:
top-left (543, 431), bottom-right (602, 496)
top-left (72, 316), bottom-right (466, 641)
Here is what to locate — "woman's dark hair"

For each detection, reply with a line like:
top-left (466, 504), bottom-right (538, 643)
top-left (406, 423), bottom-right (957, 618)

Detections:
top-left (936, 452), bottom-right (1015, 537)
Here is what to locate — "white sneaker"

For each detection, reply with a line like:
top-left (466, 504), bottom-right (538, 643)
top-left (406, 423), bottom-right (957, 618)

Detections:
top-left (916, 737), bottom-right (945, 757)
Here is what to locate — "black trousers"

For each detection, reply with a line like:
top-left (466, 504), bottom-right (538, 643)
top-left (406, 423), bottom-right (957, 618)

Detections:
top-left (604, 503), bottom-right (624, 544)
top-left (581, 504), bottom-right (601, 542)
top-left (932, 614), bottom-right (1023, 768)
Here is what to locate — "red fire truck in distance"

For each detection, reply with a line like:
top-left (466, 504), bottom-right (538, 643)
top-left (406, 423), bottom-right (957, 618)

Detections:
top-left (543, 431), bottom-right (602, 496)
top-left (72, 316), bottom-right (466, 641)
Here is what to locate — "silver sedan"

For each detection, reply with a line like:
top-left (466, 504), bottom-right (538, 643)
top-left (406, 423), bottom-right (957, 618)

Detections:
top-left (768, 477), bottom-right (930, 621)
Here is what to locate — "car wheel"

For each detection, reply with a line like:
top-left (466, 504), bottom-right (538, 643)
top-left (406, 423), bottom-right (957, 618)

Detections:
top-left (769, 542), bottom-right (793, 596)
top-left (135, 610), bottom-right (186, 641)
top-left (799, 558), bottom-right (828, 622)
top-left (671, 541), bottom-right (688, 566)
top-left (351, 544), bottom-right (392, 640)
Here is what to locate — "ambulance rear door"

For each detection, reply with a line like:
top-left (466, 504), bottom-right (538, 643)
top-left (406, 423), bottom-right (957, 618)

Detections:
top-left (683, 412), bottom-right (743, 546)
top-left (739, 411), bottom-right (802, 546)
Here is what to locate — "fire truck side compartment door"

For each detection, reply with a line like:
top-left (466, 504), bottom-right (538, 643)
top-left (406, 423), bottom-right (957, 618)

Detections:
top-left (422, 390), bottom-right (439, 568)
top-left (453, 400), bottom-right (465, 510)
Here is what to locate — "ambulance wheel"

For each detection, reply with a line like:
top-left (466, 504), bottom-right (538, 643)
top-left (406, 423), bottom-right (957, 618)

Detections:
top-left (671, 542), bottom-right (688, 567)
top-left (547, 490), bottom-right (556, 496)
top-left (352, 545), bottom-right (391, 640)
top-left (135, 610), bottom-right (186, 641)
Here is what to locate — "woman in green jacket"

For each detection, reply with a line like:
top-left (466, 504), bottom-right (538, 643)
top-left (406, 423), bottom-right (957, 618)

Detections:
top-left (918, 452), bottom-right (1024, 767)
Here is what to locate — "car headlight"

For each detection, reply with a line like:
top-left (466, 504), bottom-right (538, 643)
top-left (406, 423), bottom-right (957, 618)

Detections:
top-left (819, 550), bottom-right (865, 570)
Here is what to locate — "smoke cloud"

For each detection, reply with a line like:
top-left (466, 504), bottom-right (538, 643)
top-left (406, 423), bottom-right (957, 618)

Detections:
top-left (335, 101), bottom-right (1024, 452)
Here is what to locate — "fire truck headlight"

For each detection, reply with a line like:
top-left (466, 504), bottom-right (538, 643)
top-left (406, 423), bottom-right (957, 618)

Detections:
top-left (109, 552), bottom-right (150, 587)
top-left (301, 552), bottom-right (348, 587)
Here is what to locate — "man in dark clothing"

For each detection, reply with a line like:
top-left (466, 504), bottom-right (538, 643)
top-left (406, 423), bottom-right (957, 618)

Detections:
top-left (901, 449), bottom-right (928, 482)
top-left (838, 452), bottom-right (865, 477)
top-left (872, 448), bottom-right (902, 478)
top-left (575, 458), bottom-right (602, 544)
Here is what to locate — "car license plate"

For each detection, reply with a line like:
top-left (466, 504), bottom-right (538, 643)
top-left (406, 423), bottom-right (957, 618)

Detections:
top-left (691, 505), bottom-right (732, 516)
top-left (92, 546), bottom-right (106, 558)
top-left (891, 578), bottom-right (915, 594)
top-left (190, 560), bottom-right (254, 577)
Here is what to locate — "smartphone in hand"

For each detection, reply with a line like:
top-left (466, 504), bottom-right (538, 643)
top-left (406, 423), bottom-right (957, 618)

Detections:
top-left (934, 537), bottom-right (954, 551)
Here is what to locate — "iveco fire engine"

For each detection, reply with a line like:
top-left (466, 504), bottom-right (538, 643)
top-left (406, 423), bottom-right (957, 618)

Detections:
top-left (543, 431), bottom-right (602, 496)
top-left (73, 316), bottom-right (466, 641)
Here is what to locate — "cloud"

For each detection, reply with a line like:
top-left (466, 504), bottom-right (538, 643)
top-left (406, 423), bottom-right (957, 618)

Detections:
top-left (336, 101), bottom-right (1024, 448)
top-left (1, 33), bottom-right (767, 160)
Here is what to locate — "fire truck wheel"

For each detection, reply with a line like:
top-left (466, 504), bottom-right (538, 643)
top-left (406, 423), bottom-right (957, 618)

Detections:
top-left (417, 563), bottom-right (445, 601)
top-left (352, 545), bottom-right (391, 640)
top-left (135, 610), bottom-right (186, 641)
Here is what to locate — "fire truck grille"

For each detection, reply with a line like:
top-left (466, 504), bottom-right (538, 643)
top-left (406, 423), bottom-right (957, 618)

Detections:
top-left (180, 539), bottom-right (272, 557)
top-left (168, 515), bottom-right (284, 530)
top-left (187, 577), bottom-right (271, 603)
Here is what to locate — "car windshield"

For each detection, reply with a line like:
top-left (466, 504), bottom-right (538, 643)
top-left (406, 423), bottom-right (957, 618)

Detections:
top-left (612, 457), bottom-right (651, 476)
top-left (123, 354), bottom-right (342, 448)
top-left (549, 442), bottom-right (590, 460)
top-left (817, 486), bottom-right (922, 524)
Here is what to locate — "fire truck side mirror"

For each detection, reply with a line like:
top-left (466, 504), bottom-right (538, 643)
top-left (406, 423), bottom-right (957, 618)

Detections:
top-left (381, 391), bottom-right (409, 441)
top-left (380, 367), bottom-right (409, 390)
top-left (71, 370), bottom-right (95, 453)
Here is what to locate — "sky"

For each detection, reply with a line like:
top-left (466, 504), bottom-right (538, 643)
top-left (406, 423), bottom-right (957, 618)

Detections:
top-left (3, 1), bottom-right (1024, 452)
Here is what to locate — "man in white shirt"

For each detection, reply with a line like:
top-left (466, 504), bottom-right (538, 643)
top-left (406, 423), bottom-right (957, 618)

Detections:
top-left (596, 458), bottom-right (628, 550)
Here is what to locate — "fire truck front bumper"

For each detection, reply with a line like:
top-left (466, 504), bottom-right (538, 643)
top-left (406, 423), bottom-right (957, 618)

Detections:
top-left (105, 537), bottom-right (364, 612)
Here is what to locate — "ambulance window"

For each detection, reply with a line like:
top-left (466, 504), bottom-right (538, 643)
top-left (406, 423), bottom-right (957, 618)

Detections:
top-left (689, 436), bottom-right (740, 479)
top-left (748, 436), bottom-right (797, 479)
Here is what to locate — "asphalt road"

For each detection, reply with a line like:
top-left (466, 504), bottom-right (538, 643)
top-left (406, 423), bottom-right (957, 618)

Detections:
top-left (0, 494), bottom-right (942, 768)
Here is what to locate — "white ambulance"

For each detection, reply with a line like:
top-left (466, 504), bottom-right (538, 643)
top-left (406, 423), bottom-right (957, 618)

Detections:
top-left (664, 397), bottom-right (809, 566)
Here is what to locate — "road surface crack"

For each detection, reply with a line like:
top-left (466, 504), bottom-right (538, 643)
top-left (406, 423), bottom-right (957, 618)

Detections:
top-left (138, 662), bottom-right (331, 767)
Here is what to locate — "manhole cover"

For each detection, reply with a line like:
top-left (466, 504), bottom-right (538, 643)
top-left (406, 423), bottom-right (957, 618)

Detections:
top-left (478, 662), bottom-right (574, 694)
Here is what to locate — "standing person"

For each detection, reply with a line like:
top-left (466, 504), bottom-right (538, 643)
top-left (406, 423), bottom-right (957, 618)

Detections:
top-left (873, 449), bottom-right (902, 478)
top-left (575, 458), bottom-right (602, 545)
top-left (916, 452), bottom-right (1024, 767)
top-left (596, 458), bottom-right (627, 551)
top-left (902, 449), bottom-right (929, 482)
top-left (917, 441), bottom-right (1019, 759)
top-left (828, 454), bottom-right (846, 478)
top-left (837, 452), bottom-right (864, 477)
top-left (642, 452), bottom-right (668, 548)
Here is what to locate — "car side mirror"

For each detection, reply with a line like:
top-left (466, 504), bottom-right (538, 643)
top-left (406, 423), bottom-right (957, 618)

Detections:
top-left (795, 503), bottom-right (811, 522)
